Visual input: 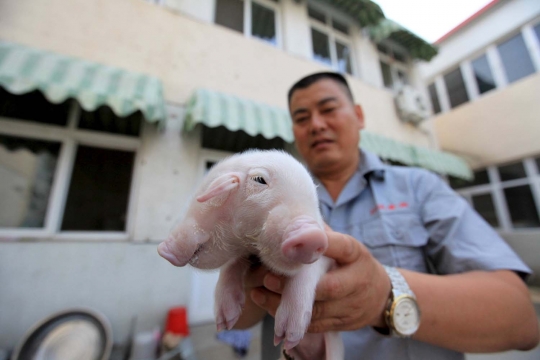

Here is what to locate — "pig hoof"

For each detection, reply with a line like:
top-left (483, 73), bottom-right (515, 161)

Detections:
top-left (275, 308), bottom-right (311, 350)
top-left (216, 313), bottom-right (240, 332)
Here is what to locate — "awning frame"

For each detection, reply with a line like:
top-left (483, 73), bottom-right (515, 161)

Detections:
top-left (0, 41), bottom-right (166, 124)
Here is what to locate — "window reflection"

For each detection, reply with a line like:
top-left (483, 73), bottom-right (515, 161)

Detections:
top-left (0, 134), bottom-right (60, 228)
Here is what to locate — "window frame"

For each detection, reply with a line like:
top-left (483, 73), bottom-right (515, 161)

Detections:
top-left (456, 157), bottom-right (540, 233)
top-left (0, 100), bottom-right (143, 241)
top-left (426, 19), bottom-right (540, 115)
top-left (307, 2), bottom-right (357, 76)
top-left (377, 42), bottom-right (410, 91)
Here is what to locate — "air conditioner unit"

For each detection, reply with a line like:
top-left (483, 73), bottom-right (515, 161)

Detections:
top-left (394, 85), bottom-right (430, 125)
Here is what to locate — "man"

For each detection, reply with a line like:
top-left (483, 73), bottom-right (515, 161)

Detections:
top-left (235, 72), bottom-right (539, 359)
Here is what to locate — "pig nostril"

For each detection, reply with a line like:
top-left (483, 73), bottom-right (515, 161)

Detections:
top-left (316, 247), bottom-right (323, 253)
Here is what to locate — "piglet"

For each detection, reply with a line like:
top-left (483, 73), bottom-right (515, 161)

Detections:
top-left (158, 150), bottom-right (343, 359)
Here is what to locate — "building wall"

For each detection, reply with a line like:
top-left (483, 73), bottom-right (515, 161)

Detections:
top-left (0, 0), bottom-right (438, 350)
top-left (418, 0), bottom-right (540, 168)
top-left (0, 0), bottom-right (433, 145)
top-left (418, 0), bottom-right (540, 290)
top-left (433, 72), bottom-right (540, 168)
top-left (420, 0), bottom-right (540, 80)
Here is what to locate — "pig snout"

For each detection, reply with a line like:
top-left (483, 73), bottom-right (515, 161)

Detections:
top-left (281, 217), bottom-right (328, 264)
top-left (158, 236), bottom-right (191, 267)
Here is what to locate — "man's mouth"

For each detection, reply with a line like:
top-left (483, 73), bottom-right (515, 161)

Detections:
top-left (311, 139), bottom-right (333, 148)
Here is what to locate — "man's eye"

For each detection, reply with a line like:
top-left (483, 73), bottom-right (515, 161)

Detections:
top-left (294, 117), bottom-right (308, 124)
top-left (321, 107), bottom-right (336, 113)
top-left (251, 176), bottom-right (267, 185)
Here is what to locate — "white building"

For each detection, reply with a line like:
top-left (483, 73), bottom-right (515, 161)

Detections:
top-left (420, 0), bottom-right (540, 287)
top-left (0, 0), bottom-right (536, 358)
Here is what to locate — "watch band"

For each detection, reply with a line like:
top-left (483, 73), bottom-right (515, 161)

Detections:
top-left (383, 265), bottom-right (420, 337)
top-left (383, 265), bottom-right (414, 299)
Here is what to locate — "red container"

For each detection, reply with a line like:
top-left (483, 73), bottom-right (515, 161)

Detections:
top-left (165, 307), bottom-right (189, 336)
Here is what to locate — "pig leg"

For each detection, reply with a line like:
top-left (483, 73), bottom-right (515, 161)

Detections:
top-left (274, 257), bottom-right (333, 350)
top-left (214, 256), bottom-right (251, 331)
top-left (281, 331), bottom-right (343, 360)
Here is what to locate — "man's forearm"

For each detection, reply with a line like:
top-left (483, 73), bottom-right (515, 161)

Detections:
top-left (401, 269), bottom-right (539, 352)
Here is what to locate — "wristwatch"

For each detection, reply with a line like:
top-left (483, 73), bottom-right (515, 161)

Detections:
top-left (383, 265), bottom-right (421, 337)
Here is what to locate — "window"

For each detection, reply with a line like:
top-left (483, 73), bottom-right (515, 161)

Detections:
top-left (472, 193), bottom-right (499, 227)
top-left (215, 0), bottom-right (280, 46)
top-left (444, 67), bottom-right (469, 108)
top-left (454, 157), bottom-right (540, 231)
top-left (427, 83), bottom-right (441, 114)
top-left (503, 185), bottom-right (540, 228)
top-left (534, 22), bottom-right (540, 43)
top-left (201, 126), bottom-right (284, 153)
top-left (497, 33), bottom-right (535, 84)
top-left (377, 43), bottom-right (409, 90)
top-left (308, 5), bottom-right (354, 75)
top-left (0, 88), bottom-right (141, 236)
top-left (498, 161), bottom-right (526, 181)
top-left (449, 169), bottom-right (489, 189)
top-left (471, 54), bottom-right (496, 95)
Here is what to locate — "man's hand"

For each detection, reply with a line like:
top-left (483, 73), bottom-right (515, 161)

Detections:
top-left (250, 227), bottom-right (391, 333)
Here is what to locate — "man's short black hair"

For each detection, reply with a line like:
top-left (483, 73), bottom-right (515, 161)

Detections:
top-left (287, 72), bottom-right (354, 106)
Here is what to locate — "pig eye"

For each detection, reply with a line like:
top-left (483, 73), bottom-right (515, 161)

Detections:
top-left (251, 176), bottom-right (267, 185)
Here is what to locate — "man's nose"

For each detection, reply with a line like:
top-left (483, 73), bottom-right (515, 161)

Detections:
top-left (310, 113), bottom-right (327, 133)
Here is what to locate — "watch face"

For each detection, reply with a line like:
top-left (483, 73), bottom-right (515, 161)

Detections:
top-left (393, 297), bottom-right (420, 336)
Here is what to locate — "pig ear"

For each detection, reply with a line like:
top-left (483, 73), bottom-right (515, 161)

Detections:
top-left (197, 173), bottom-right (241, 203)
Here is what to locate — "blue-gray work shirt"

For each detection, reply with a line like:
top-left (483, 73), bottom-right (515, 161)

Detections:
top-left (316, 150), bottom-right (532, 360)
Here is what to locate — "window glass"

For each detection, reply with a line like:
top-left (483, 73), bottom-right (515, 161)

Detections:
top-left (251, 2), bottom-right (276, 45)
top-left (471, 54), bottom-right (496, 94)
top-left (428, 83), bottom-right (441, 114)
top-left (79, 106), bottom-right (141, 137)
top-left (380, 61), bottom-right (392, 88)
top-left (311, 28), bottom-right (332, 65)
top-left (393, 51), bottom-right (406, 63)
top-left (503, 185), bottom-right (540, 228)
top-left (61, 145), bottom-right (135, 231)
top-left (534, 23), bottom-right (540, 44)
top-left (397, 70), bottom-right (408, 85)
top-left (444, 67), bottom-right (469, 108)
top-left (215, 0), bottom-right (244, 33)
top-left (498, 161), bottom-right (526, 181)
top-left (377, 43), bottom-right (390, 56)
top-left (332, 19), bottom-right (349, 34)
top-left (449, 169), bottom-right (490, 189)
top-left (336, 41), bottom-right (352, 75)
top-left (308, 6), bottom-right (326, 23)
top-left (497, 33), bottom-right (535, 84)
top-left (0, 134), bottom-right (60, 228)
top-left (472, 193), bottom-right (499, 227)
top-left (0, 87), bottom-right (70, 126)
top-left (536, 157), bottom-right (540, 174)
top-left (202, 125), bottom-right (285, 153)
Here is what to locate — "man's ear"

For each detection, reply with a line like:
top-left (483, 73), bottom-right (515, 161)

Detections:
top-left (354, 104), bottom-right (365, 130)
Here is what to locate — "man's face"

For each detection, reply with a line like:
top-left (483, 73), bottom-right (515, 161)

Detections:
top-left (289, 79), bottom-right (364, 174)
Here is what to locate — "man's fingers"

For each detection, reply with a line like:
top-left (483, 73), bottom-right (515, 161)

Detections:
top-left (324, 230), bottom-right (364, 265)
top-left (250, 288), bottom-right (280, 317)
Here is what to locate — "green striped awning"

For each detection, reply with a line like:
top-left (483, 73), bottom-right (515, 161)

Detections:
top-left (183, 88), bottom-right (471, 180)
top-left (0, 41), bottom-right (166, 123)
top-left (184, 88), bottom-right (294, 142)
top-left (369, 19), bottom-right (438, 61)
top-left (319, 0), bottom-right (385, 27)
top-left (361, 131), bottom-right (472, 180)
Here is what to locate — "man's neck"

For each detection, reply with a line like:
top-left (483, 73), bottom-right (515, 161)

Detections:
top-left (315, 154), bottom-right (361, 202)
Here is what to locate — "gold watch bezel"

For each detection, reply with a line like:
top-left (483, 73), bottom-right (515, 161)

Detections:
top-left (385, 294), bottom-right (421, 337)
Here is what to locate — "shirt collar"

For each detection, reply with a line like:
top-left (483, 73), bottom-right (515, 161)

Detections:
top-left (316, 149), bottom-right (386, 208)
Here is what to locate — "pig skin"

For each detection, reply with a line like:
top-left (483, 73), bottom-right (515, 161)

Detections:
top-left (158, 150), bottom-right (344, 359)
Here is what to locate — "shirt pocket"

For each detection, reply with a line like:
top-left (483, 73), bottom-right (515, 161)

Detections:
top-left (361, 212), bottom-right (429, 271)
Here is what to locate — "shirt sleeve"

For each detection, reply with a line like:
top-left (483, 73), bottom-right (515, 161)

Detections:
top-left (411, 169), bottom-right (532, 280)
